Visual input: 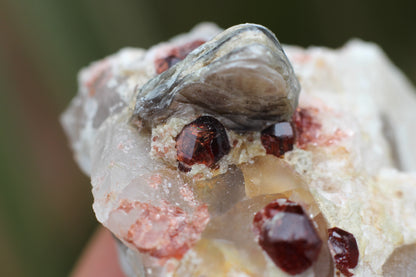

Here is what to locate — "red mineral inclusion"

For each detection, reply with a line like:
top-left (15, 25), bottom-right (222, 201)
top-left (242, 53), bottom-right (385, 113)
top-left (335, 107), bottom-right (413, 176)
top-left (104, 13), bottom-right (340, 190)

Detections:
top-left (123, 200), bottom-right (209, 260)
top-left (155, 40), bottom-right (206, 74)
top-left (328, 227), bottom-right (359, 277)
top-left (253, 199), bottom-right (322, 275)
top-left (293, 107), bottom-right (348, 148)
top-left (261, 122), bottom-right (295, 157)
top-left (293, 107), bottom-right (321, 149)
top-left (176, 116), bottom-right (230, 172)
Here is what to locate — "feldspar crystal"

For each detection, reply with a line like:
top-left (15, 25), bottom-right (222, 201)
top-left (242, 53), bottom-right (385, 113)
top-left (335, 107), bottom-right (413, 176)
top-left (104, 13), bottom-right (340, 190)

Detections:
top-left (61, 22), bottom-right (416, 277)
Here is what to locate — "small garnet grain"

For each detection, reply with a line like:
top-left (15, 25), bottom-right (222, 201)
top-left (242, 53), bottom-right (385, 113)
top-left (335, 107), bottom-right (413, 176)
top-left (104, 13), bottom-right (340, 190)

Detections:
top-left (155, 40), bottom-right (206, 74)
top-left (328, 227), bottom-right (359, 277)
top-left (261, 122), bottom-right (295, 157)
top-left (176, 116), bottom-right (230, 171)
top-left (253, 199), bottom-right (322, 275)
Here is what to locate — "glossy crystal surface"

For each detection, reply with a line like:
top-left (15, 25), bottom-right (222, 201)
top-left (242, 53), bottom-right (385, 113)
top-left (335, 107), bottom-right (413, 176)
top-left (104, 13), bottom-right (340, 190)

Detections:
top-left (328, 227), bottom-right (359, 276)
top-left (253, 199), bottom-right (322, 275)
top-left (176, 116), bottom-right (230, 171)
top-left (261, 122), bottom-right (295, 157)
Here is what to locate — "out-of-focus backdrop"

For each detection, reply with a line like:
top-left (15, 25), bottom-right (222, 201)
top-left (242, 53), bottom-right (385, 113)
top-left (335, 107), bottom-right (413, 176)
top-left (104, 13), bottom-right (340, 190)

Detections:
top-left (1, 0), bottom-right (415, 276)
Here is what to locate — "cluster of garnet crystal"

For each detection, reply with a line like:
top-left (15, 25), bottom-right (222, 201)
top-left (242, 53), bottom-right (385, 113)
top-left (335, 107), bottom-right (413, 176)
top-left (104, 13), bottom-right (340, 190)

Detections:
top-left (261, 121), bottom-right (295, 157)
top-left (175, 116), bottom-right (230, 172)
top-left (175, 116), bottom-right (296, 172)
top-left (155, 40), bottom-right (206, 74)
top-left (253, 199), bottom-right (359, 275)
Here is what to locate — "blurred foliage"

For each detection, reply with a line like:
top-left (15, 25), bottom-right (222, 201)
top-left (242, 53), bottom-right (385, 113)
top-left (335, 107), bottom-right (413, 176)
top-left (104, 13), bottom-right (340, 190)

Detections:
top-left (0, 0), bottom-right (415, 276)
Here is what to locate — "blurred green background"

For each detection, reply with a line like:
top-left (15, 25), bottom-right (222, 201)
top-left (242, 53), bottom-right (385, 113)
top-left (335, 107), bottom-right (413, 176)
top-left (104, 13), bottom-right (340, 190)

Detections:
top-left (1, 0), bottom-right (415, 276)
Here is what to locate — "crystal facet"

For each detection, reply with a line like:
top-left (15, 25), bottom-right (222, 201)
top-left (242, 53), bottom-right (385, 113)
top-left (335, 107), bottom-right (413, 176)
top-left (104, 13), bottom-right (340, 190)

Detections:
top-left (176, 116), bottom-right (230, 171)
top-left (253, 199), bottom-right (323, 275)
top-left (328, 227), bottom-right (359, 276)
top-left (261, 121), bottom-right (295, 157)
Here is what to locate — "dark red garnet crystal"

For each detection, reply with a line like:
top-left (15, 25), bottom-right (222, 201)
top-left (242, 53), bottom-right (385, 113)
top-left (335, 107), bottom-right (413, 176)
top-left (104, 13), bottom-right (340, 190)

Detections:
top-left (253, 199), bottom-right (322, 275)
top-left (327, 227), bottom-right (359, 277)
top-left (155, 40), bottom-right (206, 74)
top-left (261, 122), bottom-right (295, 157)
top-left (176, 116), bottom-right (230, 172)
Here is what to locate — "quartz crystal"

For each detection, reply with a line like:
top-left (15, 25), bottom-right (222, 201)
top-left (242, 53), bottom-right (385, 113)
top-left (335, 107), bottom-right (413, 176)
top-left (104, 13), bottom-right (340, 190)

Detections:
top-left (62, 22), bottom-right (416, 276)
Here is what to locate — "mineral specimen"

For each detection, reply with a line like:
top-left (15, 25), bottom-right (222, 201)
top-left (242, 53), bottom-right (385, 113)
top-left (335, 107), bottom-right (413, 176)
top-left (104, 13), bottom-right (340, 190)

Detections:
top-left (61, 22), bottom-right (416, 276)
top-left (132, 24), bottom-right (300, 132)
top-left (327, 227), bottom-right (359, 277)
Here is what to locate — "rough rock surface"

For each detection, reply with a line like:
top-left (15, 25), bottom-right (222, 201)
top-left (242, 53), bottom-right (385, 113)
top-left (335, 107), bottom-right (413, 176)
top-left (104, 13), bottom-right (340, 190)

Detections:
top-left (62, 23), bottom-right (416, 276)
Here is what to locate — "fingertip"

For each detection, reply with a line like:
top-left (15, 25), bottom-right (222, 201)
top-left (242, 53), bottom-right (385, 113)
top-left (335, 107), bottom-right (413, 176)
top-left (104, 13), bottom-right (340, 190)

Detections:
top-left (71, 226), bottom-right (125, 277)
